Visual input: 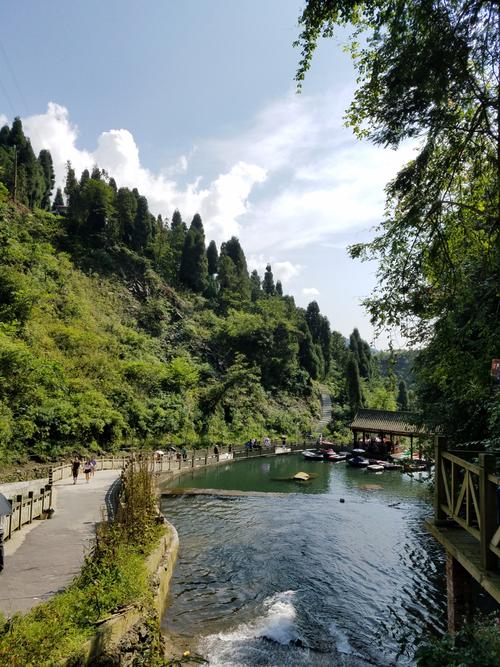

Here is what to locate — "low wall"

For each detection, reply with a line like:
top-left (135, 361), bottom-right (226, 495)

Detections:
top-left (76, 521), bottom-right (179, 666)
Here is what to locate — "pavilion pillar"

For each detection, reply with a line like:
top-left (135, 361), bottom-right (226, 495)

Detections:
top-left (446, 553), bottom-right (473, 634)
top-left (362, 431), bottom-right (366, 445)
top-left (410, 435), bottom-right (414, 460)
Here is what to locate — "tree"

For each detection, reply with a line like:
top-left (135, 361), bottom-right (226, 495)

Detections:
top-left (116, 187), bottom-right (137, 245)
top-left (276, 280), bottom-right (283, 296)
top-left (179, 213), bottom-right (208, 293)
top-left (207, 240), bottom-right (219, 275)
top-left (52, 187), bottom-right (64, 210)
top-left (397, 380), bottom-right (409, 411)
top-left (295, 1), bottom-right (500, 440)
top-left (263, 264), bottom-right (275, 295)
top-left (346, 354), bottom-right (363, 414)
top-left (133, 195), bottom-right (153, 251)
top-left (38, 149), bottom-right (55, 210)
top-left (250, 269), bottom-right (262, 302)
top-left (168, 209), bottom-right (187, 284)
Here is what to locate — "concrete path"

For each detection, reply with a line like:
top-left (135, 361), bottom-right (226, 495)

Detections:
top-left (316, 388), bottom-right (332, 433)
top-left (0, 470), bottom-right (121, 617)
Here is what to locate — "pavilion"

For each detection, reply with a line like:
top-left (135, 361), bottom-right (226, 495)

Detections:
top-left (349, 408), bottom-right (430, 458)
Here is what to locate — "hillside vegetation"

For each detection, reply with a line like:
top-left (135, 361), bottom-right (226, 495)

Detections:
top-left (0, 119), bottom-right (414, 463)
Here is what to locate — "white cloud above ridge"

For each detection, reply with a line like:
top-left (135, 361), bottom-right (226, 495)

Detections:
top-left (302, 287), bottom-right (320, 296)
top-left (12, 93), bottom-right (413, 271)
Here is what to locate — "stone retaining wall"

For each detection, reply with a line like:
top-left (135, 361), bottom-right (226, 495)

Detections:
top-left (75, 521), bottom-right (179, 666)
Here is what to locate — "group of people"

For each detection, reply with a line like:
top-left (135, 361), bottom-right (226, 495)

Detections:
top-left (71, 457), bottom-right (96, 484)
top-left (244, 436), bottom-right (273, 451)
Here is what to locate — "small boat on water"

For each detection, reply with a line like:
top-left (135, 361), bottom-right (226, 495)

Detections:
top-left (302, 450), bottom-right (324, 461)
top-left (347, 456), bottom-right (369, 468)
top-left (324, 452), bottom-right (347, 462)
top-left (383, 462), bottom-right (402, 471)
top-left (367, 464), bottom-right (384, 472)
top-left (352, 448), bottom-right (366, 455)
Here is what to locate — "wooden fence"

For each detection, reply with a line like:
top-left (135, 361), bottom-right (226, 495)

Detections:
top-left (3, 486), bottom-right (53, 542)
top-left (434, 437), bottom-right (500, 570)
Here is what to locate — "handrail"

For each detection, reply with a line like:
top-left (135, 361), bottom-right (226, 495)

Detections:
top-left (434, 437), bottom-right (498, 571)
top-left (3, 486), bottom-right (52, 542)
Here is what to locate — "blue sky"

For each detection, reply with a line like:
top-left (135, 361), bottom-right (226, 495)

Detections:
top-left (1, 1), bottom-right (411, 346)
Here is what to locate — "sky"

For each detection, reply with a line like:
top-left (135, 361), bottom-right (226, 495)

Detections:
top-left (0, 1), bottom-right (413, 347)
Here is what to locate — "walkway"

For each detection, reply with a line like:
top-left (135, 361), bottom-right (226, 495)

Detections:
top-left (316, 388), bottom-right (332, 433)
top-left (0, 469), bottom-right (121, 616)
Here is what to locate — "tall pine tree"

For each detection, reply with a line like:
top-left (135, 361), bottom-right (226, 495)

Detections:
top-left (207, 240), bottom-right (219, 275)
top-left (179, 213), bottom-right (208, 292)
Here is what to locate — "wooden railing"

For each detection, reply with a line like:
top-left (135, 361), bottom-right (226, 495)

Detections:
top-left (3, 486), bottom-right (53, 542)
top-left (48, 456), bottom-right (129, 484)
top-left (434, 436), bottom-right (500, 570)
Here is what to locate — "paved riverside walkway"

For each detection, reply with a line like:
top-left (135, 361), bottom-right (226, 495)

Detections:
top-left (0, 469), bottom-right (121, 617)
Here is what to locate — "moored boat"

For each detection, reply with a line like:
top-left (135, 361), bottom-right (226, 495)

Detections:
top-left (367, 464), bottom-right (384, 472)
top-left (302, 449), bottom-right (324, 461)
top-left (324, 452), bottom-right (347, 462)
top-left (347, 455), bottom-right (369, 468)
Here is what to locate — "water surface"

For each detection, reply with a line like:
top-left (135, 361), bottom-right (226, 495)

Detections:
top-left (160, 455), bottom-right (447, 666)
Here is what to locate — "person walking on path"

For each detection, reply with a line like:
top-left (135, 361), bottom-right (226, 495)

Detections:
top-left (71, 458), bottom-right (81, 484)
top-left (213, 444), bottom-right (219, 461)
top-left (83, 460), bottom-right (93, 483)
top-left (89, 457), bottom-right (97, 476)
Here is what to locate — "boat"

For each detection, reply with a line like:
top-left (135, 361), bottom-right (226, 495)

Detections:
top-left (324, 452), bottom-right (347, 462)
top-left (367, 464), bottom-right (384, 472)
top-left (302, 450), bottom-right (324, 461)
top-left (347, 456), bottom-right (369, 468)
top-left (383, 462), bottom-right (402, 471)
top-left (352, 448), bottom-right (366, 455)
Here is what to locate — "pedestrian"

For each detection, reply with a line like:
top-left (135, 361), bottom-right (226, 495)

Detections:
top-left (83, 460), bottom-right (93, 483)
top-left (213, 444), bottom-right (219, 461)
top-left (72, 457), bottom-right (81, 484)
top-left (90, 457), bottom-right (97, 476)
top-left (181, 446), bottom-right (187, 461)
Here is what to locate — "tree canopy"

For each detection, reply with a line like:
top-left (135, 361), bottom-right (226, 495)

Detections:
top-left (295, 0), bottom-right (500, 443)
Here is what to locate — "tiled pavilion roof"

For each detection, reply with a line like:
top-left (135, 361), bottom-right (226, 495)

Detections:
top-left (349, 409), bottom-right (429, 437)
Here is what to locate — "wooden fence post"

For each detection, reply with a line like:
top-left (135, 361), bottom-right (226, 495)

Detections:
top-left (479, 453), bottom-right (497, 571)
top-left (16, 495), bottom-right (22, 531)
top-left (434, 436), bottom-right (447, 524)
top-left (28, 491), bottom-right (34, 523)
top-left (48, 467), bottom-right (53, 487)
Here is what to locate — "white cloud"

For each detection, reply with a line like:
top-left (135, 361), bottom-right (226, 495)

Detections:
top-left (0, 114), bottom-right (8, 127)
top-left (247, 255), bottom-right (302, 284)
top-left (18, 103), bottom-right (266, 245)
top-left (302, 287), bottom-right (320, 296)
top-left (14, 93), bottom-right (413, 256)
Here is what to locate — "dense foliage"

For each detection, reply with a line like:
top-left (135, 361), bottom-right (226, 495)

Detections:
top-left (295, 0), bottom-right (500, 445)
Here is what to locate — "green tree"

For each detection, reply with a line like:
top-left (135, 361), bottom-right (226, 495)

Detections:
top-left (52, 188), bottom-right (64, 211)
top-left (397, 379), bottom-right (409, 411)
top-left (295, 0), bottom-right (500, 441)
top-left (168, 209), bottom-right (187, 284)
top-left (133, 195), bottom-right (153, 251)
top-left (37, 149), bottom-right (55, 210)
top-left (115, 187), bottom-right (137, 245)
top-left (263, 264), bottom-right (275, 296)
top-left (207, 240), bottom-right (219, 275)
top-left (250, 269), bottom-right (262, 302)
top-left (179, 213), bottom-right (209, 293)
top-left (346, 354), bottom-right (363, 414)
top-left (276, 280), bottom-right (283, 296)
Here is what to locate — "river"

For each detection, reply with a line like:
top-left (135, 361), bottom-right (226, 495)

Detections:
top-left (160, 454), bottom-right (447, 666)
